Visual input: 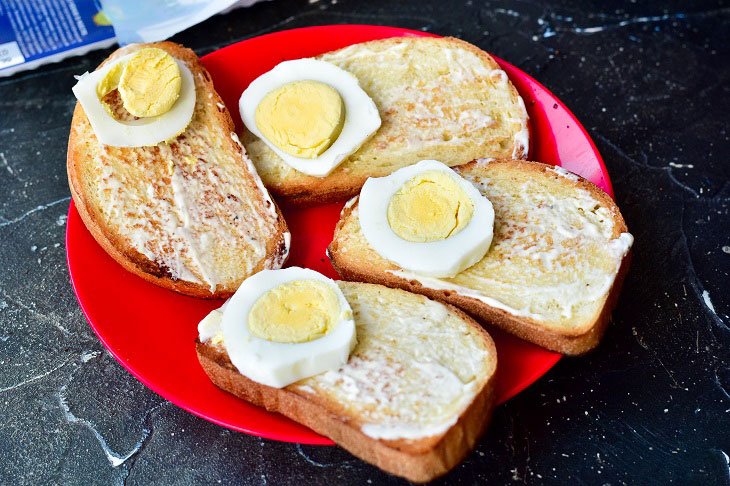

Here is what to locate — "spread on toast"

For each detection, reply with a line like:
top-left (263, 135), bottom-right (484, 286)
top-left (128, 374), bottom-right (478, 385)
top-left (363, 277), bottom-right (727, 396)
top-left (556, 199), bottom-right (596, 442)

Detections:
top-left (68, 42), bottom-right (289, 298)
top-left (329, 159), bottom-right (633, 354)
top-left (197, 281), bottom-right (497, 482)
top-left (243, 37), bottom-right (529, 205)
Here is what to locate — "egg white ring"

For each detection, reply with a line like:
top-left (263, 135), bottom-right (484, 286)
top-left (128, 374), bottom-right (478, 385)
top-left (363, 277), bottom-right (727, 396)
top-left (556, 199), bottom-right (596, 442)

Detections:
top-left (72, 53), bottom-right (196, 147)
top-left (239, 58), bottom-right (381, 177)
top-left (358, 160), bottom-right (495, 278)
top-left (221, 267), bottom-right (356, 388)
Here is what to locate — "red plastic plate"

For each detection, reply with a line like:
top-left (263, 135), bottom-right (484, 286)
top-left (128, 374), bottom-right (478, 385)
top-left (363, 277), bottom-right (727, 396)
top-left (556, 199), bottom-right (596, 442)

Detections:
top-left (67, 25), bottom-right (613, 445)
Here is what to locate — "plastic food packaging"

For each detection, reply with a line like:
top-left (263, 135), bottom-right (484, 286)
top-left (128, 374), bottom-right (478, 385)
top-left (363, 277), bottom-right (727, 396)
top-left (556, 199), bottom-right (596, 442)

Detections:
top-left (99, 0), bottom-right (264, 45)
top-left (0, 0), bottom-right (264, 78)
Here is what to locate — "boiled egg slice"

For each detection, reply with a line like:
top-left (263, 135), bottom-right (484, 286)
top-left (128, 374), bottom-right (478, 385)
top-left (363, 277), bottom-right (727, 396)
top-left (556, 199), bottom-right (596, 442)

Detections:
top-left (358, 160), bottom-right (495, 278)
top-left (239, 58), bottom-right (381, 177)
top-left (72, 47), bottom-right (196, 147)
top-left (218, 267), bottom-right (356, 388)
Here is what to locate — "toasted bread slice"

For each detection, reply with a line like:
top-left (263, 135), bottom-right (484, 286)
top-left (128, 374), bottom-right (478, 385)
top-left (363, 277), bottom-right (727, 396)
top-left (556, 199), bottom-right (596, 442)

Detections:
top-left (243, 36), bottom-right (529, 205)
top-left (329, 159), bottom-right (633, 355)
top-left (196, 281), bottom-right (497, 482)
top-left (68, 42), bottom-right (289, 298)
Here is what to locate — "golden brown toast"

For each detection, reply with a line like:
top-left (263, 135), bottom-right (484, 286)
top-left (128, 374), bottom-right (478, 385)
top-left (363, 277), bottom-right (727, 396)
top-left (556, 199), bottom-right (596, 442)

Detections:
top-left (68, 42), bottom-right (289, 298)
top-left (243, 36), bottom-right (529, 205)
top-left (196, 281), bottom-right (497, 482)
top-left (328, 159), bottom-right (633, 355)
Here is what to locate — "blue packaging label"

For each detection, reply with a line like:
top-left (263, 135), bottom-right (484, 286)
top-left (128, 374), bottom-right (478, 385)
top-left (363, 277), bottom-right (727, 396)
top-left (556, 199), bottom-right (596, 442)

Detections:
top-left (0, 0), bottom-right (115, 72)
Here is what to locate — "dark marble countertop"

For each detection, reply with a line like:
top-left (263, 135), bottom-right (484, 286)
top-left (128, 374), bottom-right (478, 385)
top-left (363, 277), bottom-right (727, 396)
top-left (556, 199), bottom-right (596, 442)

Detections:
top-left (1, 0), bottom-right (728, 484)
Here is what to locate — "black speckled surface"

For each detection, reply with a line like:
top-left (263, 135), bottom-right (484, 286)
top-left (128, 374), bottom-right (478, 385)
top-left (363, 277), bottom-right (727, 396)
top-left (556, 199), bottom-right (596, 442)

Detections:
top-left (1, 1), bottom-right (729, 484)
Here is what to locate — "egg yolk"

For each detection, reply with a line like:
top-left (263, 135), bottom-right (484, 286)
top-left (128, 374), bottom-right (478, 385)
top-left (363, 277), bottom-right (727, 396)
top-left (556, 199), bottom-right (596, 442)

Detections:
top-left (117, 48), bottom-right (182, 117)
top-left (248, 280), bottom-right (341, 343)
top-left (387, 171), bottom-right (474, 242)
top-left (96, 61), bottom-right (126, 119)
top-left (255, 80), bottom-right (345, 159)
top-left (96, 62), bottom-right (123, 100)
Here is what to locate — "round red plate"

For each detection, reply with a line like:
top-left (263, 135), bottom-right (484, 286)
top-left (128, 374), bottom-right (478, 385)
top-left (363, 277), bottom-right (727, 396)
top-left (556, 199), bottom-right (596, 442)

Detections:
top-left (67, 25), bottom-right (613, 445)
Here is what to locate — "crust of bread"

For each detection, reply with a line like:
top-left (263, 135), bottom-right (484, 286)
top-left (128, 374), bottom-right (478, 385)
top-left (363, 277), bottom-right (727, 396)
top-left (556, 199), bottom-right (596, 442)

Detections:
top-left (245, 36), bottom-right (529, 207)
top-left (195, 282), bottom-right (497, 483)
top-left (67, 42), bottom-right (288, 299)
top-left (328, 159), bottom-right (632, 355)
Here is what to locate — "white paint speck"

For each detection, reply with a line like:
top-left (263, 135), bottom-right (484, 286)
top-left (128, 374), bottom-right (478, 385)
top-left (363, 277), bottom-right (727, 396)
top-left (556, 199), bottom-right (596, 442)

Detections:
top-left (0, 152), bottom-right (13, 175)
top-left (81, 350), bottom-right (101, 363)
top-left (56, 214), bottom-right (67, 226)
top-left (702, 290), bottom-right (716, 314)
top-left (722, 246), bottom-right (730, 254)
top-left (58, 383), bottom-right (151, 468)
top-left (0, 358), bottom-right (73, 393)
top-left (30, 245), bottom-right (37, 252)
top-left (0, 197), bottom-right (70, 228)
top-left (668, 162), bottom-right (694, 169)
